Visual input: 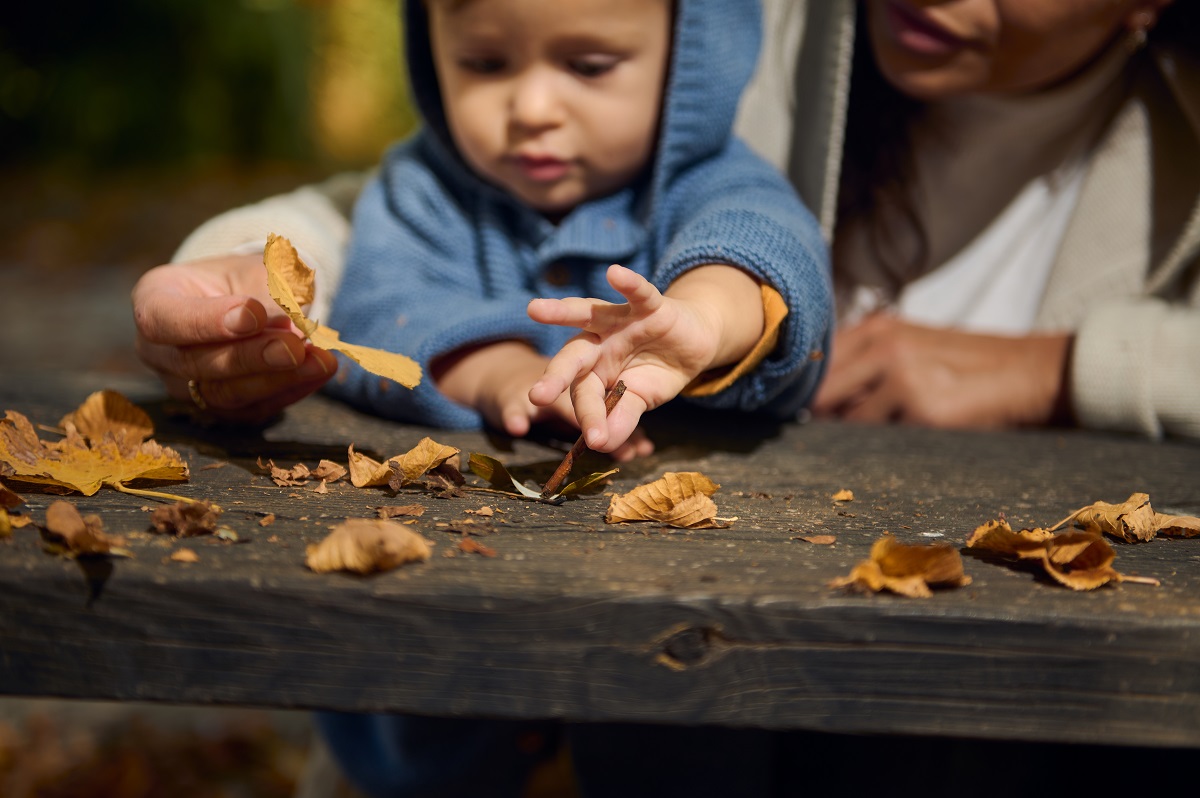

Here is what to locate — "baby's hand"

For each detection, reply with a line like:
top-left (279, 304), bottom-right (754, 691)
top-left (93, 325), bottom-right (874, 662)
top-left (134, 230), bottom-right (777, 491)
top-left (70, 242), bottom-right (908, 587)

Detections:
top-left (528, 264), bottom-right (748, 454)
top-left (442, 339), bottom-right (651, 461)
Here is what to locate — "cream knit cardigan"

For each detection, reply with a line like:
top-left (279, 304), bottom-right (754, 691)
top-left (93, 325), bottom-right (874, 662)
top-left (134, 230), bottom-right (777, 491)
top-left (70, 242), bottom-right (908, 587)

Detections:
top-left (175, 0), bottom-right (1200, 440)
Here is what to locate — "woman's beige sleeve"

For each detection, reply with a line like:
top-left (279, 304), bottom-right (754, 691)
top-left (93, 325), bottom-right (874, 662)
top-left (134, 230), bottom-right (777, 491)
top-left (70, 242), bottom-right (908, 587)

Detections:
top-left (172, 172), bottom-right (368, 322)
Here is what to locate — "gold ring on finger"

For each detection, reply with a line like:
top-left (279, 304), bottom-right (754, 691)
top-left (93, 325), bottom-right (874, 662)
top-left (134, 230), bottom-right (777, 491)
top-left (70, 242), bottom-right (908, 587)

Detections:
top-left (187, 379), bottom-right (209, 411)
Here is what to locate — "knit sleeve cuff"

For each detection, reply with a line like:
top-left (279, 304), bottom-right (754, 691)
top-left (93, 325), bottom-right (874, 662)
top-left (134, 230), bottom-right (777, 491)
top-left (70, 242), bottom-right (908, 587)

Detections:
top-left (682, 284), bottom-right (788, 397)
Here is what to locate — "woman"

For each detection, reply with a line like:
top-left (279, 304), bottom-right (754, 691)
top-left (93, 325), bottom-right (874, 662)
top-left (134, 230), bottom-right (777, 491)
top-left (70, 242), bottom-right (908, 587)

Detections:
top-left (133, 0), bottom-right (1198, 439)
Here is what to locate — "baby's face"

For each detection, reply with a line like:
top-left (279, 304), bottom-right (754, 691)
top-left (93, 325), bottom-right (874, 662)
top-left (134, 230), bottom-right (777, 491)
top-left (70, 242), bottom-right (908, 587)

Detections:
top-left (428, 0), bottom-right (671, 218)
top-left (865, 0), bottom-right (1167, 99)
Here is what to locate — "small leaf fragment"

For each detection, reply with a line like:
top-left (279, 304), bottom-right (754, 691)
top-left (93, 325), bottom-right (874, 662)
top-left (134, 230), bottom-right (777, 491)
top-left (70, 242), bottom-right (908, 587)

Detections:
top-left (831, 489), bottom-right (854, 502)
top-left (40, 500), bottom-right (127, 557)
top-left (0, 482), bottom-right (23, 510)
top-left (458, 537), bottom-right (497, 558)
top-left (306, 518), bottom-right (432, 574)
top-left (378, 504), bottom-right (426, 519)
top-left (795, 535), bottom-right (836, 545)
top-left (310, 459), bottom-right (347, 483)
top-left (149, 500), bottom-right (222, 537)
top-left (170, 548), bottom-right (200, 563)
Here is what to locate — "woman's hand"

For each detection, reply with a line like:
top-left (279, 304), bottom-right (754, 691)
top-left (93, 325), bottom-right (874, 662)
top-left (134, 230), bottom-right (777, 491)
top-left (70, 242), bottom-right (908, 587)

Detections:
top-left (811, 314), bottom-right (1073, 428)
top-left (132, 253), bottom-right (337, 423)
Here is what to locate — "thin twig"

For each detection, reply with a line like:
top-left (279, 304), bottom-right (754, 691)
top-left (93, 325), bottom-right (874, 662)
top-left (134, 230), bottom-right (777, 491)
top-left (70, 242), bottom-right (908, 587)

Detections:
top-left (540, 381), bottom-right (626, 498)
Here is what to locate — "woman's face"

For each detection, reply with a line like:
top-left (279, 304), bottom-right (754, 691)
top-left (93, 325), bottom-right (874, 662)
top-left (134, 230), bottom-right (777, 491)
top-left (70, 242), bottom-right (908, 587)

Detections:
top-left (864, 0), bottom-right (1172, 99)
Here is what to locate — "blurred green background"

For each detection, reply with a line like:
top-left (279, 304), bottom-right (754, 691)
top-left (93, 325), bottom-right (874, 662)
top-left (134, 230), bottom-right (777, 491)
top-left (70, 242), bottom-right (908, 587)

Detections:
top-left (0, 0), bottom-right (419, 378)
top-left (2, 0), bottom-right (416, 170)
top-left (1, 0), bottom-right (416, 274)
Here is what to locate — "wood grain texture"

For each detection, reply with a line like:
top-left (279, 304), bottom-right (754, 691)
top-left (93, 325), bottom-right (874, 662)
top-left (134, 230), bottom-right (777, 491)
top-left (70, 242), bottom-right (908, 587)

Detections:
top-left (3, 374), bottom-right (1200, 747)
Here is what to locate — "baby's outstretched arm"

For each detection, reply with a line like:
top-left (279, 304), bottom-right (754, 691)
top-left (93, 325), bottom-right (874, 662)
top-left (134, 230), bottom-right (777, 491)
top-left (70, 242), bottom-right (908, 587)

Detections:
top-left (528, 263), bottom-right (764, 453)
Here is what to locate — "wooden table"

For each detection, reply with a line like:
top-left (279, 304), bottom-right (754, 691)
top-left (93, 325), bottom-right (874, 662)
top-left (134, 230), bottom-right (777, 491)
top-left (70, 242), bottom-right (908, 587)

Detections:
top-left (3, 373), bottom-right (1200, 750)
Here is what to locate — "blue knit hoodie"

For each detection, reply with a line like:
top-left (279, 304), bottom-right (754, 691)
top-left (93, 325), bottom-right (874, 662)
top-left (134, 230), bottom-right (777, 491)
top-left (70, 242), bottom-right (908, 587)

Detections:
top-left (326, 0), bottom-right (833, 428)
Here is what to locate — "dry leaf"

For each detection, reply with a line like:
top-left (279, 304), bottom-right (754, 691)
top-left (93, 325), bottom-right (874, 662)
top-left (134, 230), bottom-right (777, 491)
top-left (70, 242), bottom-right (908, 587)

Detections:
top-left (1054, 492), bottom-right (1157, 543)
top-left (150, 500), bottom-right (222, 537)
top-left (259, 513), bottom-right (276, 527)
top-left (458, 537), bottom-right (497, 558)
top-left (348, 445), bottom-right (392, 488)
top-left (0, 481), bottom-right (23, 510)
top-left (257, 457), bottom-right (310, 487)
top-left (966, 518), bottom-right (1152, 590)
top-left (1040, 531), bottom-right (1128, 590)
top-left (1051, 492), bottom-right (1200, 543)
top-left (265, 233), bottom-right (421, 389)
top-left (466, 506), bottom-right (494, 517)
top-left (170, 548), bottom-right (200, 563)
top-left (796, 535), bottom-right (836, 545)
top-left (59, 390), bottom-right (154, 450)
top-left (377, 504), bottom-right (426, 519)
top-left (831, 489), bottom-right (854, 502)
top-left (0, 508), bottom-right (11, 538)
top-left (605, 472), bottom-right (732, 529)
top-left (310, 459), bottom-right (347, 483)
top-left (40, 500), bottom-right (127, 557)
top-left (829, 535), bottom-right (971, 598)
top-left (1152, 513), bottom-right (1200, 538)
top-left (0, 395), bottom-right (189, 498)
top-left (965, 518), bottom-right (1054, 557)
top-left (387, 437), bottom-right (461, 488)
top-left (305, 518), bottom-right (432, 574)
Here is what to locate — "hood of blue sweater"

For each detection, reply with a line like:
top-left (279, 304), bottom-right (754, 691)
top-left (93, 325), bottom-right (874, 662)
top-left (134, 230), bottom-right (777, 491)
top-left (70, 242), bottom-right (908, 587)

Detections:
top-left (402, 0), bottom-right (763, 214)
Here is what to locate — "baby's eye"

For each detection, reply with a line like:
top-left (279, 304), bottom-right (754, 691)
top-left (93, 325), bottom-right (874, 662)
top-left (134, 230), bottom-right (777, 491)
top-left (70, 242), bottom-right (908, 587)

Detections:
top-left (459, 56), bottom-right (506, 74)
top-left (568, 56), bottom-right (618, 78)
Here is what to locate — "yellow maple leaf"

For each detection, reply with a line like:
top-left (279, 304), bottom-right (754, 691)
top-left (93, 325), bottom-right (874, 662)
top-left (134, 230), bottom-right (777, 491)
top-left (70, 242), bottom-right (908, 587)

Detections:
top-left (264, 233), bottom-right (421, 389)
top-left (0, 393), bottom-right (189, 500)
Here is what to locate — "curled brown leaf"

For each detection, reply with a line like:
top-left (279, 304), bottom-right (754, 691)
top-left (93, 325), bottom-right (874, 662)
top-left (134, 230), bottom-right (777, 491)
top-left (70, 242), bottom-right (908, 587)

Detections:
top-left (41, 500), bottom-right (126, 557)
top-left (830, 535), bottom-right (971, 598)
top-left (306, 518), bottom-right (432, 574)
top-left (605, 472), bottom-right (732, 529)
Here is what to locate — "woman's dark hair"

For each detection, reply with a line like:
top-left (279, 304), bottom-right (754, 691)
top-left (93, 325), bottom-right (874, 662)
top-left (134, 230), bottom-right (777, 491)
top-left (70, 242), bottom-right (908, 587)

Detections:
top-left (835, 8), bottom-right (924, 296)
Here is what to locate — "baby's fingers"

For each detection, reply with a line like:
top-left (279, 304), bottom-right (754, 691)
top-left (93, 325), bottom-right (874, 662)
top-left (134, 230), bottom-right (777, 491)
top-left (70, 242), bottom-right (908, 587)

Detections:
top-left (528, 296), bottom-right (624, 333)
top-left (575, 380), bottom-right (647, 453)
top-left (529, 335), bottom-right (600, 407)
top-left (606, 264), bottom-right (662, 314)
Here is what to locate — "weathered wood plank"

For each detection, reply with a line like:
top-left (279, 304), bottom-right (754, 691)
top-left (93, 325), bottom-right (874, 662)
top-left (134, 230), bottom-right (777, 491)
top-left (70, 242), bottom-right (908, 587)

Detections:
top-left (2, 374), bottom-right (1199, 747)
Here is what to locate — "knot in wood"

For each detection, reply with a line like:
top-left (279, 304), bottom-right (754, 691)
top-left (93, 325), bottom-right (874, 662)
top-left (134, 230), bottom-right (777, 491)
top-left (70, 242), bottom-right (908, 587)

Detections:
top-left (658, 626), bottom-right (719, 669)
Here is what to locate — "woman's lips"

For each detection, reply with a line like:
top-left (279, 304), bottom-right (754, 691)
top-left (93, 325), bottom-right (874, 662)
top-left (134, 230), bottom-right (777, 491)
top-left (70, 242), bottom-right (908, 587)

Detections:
top-left (515, 154), bottom-right (569, 182)
top-left (885, 0), bottom-right (970, 57)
